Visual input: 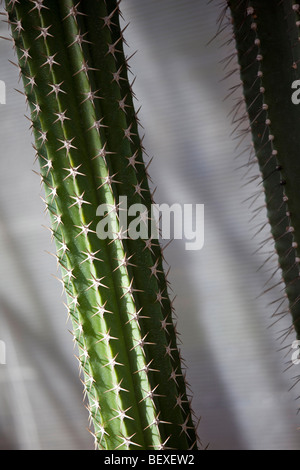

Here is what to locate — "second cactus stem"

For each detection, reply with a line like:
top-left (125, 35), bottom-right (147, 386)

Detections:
top-left (227, 1), bottom-right (300, 342)
top-left (5, 0), bottom-right (198, 450)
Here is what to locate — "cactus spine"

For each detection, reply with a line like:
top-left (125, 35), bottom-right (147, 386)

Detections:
top-left (225, 1), bottom-right (300, 343)
top-left (5, 0), bottom-right (198, 450)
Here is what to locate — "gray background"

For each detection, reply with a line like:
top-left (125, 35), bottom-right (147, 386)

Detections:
top-left (0, 0), bottom-right (299, 450)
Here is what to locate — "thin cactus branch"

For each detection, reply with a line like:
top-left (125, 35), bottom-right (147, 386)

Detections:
top-left (4, 0), bottom-right (199, 450)
top-left (224, 0), bottom-right (300, 343)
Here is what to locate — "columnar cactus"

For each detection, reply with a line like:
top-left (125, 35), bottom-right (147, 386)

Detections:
top-left (4, 0), bottom-right (198, 450)
top-left (224, 0), bottom-right (300, 344)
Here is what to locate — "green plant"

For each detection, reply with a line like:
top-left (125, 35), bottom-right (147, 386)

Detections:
top-left (224, 0), bottom-right (300, 344)
top-left (4, 0), bottom-right (199, 450)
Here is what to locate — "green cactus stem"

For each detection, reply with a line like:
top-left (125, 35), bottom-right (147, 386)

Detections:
top-left (224, 0), bottom-right (300, 343)
top-left (5, 0), bottom-right (198, 450)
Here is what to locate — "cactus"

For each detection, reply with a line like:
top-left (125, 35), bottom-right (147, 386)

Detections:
top-left (4, 0), bottom-right (199, 450)
top-left (221, 0), bottom-right (300, 347)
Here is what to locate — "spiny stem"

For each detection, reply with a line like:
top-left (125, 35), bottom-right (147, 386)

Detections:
top-left (226, 0), bottom-right (300, 340)
top-left (5, 0), bottom-right (198, 450)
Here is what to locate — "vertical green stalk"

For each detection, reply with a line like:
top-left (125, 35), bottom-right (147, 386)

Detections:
top-left (226, 0), bottom-right (300, 341)
top-left (5, 0), bottom-right (198, 450)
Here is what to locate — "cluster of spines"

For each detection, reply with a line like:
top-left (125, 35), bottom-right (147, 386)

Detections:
top-left (4, 0), bottom-right (199, 450)
top-left (218, 2), bottom-right (300, 360)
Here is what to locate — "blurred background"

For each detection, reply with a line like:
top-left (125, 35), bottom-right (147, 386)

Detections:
top-left (0, 0), bottom-right (300, 450)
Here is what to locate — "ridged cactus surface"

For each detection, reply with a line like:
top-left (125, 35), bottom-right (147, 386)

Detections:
top-left (5, 0), bottom-right (198, 450)
top-left (225, 0), bottom-right (300, 343)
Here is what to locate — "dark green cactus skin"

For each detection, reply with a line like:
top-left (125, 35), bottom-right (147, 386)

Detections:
top-left (227, 0), bottom-right (300, 341)
top-left (5, 0), bottom-right (198, 450)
